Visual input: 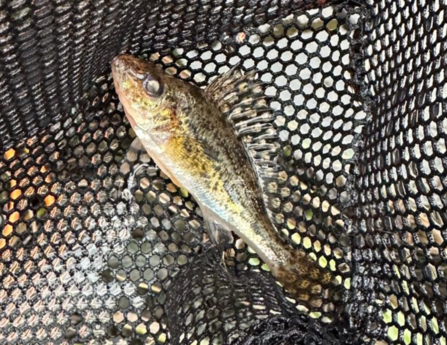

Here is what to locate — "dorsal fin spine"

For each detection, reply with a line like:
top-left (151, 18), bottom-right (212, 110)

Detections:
top-left (205, 66), bottom-right (286, 211)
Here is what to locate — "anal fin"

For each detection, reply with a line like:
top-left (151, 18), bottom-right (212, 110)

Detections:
top-left (205, 219), bottom-right (234, 249)
top-left (199, 203), bottom-right (234, 249)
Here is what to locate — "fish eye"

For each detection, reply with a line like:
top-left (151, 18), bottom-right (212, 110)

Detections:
top-left (143, 75), bottom-right (164, 98)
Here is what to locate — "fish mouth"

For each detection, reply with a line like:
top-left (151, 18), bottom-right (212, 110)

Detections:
top-left (112, 55), bottom-right (149, 84)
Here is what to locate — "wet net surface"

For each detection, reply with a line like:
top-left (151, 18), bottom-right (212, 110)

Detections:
top-left (0, 0), bottom-right (446, 344)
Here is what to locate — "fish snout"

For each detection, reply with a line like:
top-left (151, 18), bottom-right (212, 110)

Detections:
top-left (111, 54), bottom-right (133, 74)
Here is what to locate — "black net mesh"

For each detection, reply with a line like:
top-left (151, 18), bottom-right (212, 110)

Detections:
top-left (0, 0), bottom-right (445, 344)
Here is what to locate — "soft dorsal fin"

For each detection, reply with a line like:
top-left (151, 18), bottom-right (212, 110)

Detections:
top-left (205, 66), bottom-right (285, 212)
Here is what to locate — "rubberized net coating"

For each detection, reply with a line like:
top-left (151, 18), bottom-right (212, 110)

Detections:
top-left (0, 0), bottom-right (446, 344)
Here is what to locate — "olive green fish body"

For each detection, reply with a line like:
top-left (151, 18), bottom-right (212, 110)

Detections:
top-left (134, 76), bottom-right (285, 265)
top-left (112, 55), bottom-right (333, 307)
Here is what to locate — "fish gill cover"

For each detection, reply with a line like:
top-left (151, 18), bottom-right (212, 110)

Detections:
top-left (0, 0), bottom-right (446, 345)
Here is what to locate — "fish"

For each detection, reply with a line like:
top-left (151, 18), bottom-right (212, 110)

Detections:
top-left (111, 54), bottom-right (335, 307)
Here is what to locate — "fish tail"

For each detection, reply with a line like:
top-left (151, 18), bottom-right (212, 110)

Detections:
top-left (271, 249), bottom-right (334, 308)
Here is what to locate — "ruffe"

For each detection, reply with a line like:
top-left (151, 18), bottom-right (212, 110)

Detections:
top-left (112, 54), bottom-right (335, 307)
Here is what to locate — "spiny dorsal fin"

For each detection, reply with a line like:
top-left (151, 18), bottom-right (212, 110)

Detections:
top-left (206, 66), bottom-right (286, 212)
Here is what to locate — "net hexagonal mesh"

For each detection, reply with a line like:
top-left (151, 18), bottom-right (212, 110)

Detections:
top-left (0, 0), bottom-right (445, 344)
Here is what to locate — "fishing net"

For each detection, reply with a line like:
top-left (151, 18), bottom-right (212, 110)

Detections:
top-left (0, 0), bottom-right (445, 344)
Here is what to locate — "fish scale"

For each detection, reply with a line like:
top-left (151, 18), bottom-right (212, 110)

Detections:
top-left (112, 54), bottom-right (335, 308)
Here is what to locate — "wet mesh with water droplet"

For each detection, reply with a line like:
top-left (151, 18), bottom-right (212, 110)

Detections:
top-left (0, 0), bottom-right (446, 344)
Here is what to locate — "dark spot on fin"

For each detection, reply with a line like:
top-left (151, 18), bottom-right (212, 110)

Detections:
top-left (205, 65), bottom-right (286, 212)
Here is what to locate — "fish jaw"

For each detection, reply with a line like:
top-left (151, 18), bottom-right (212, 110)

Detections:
top-left (111, 56), bottom-right (146, 130)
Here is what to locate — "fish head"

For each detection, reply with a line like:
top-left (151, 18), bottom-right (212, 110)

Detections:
top-left (111, 54), bottom-right (176, 131)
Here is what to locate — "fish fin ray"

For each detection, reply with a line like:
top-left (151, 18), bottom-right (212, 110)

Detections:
top-left (122, 137), bottom-right (152, 177)
top-left (199, 204), bottom-right (234, 248)
top-left (206, 66), bottom-right (285, 212)
top-left (173, 135), bottom-right (220, 162)
top-left (206, 220), bottom-right (234, 249)
top-left (126, 137), bottom-right (151, 163)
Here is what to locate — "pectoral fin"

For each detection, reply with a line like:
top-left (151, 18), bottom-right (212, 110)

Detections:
top-left (126, 137), bottom-right (184, 187)
top-left (126, 137), bottom-right (150, 163)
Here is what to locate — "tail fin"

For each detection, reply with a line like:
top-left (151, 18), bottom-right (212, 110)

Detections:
top-left (271, 249), bottom-right (335, 308)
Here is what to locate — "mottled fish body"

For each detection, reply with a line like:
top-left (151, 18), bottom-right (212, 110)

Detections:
top-left (111, 55), bottom-right (334, 307)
